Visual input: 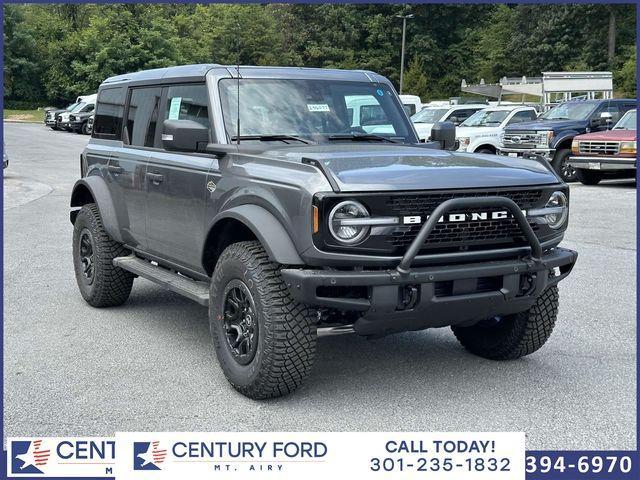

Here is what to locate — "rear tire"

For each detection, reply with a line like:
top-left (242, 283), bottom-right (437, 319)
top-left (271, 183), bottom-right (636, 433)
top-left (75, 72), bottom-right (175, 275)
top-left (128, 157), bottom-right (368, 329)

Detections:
top-left (476, 148), bottom-right (494, 154)
top-left (452, 285), bottom-right (559, 360)
top-left (209, 241), bottom-right (316, 399)
top-left (552, 149), bottom-right (577, 182)
top-left (72, 204), bottom-right (134, 307)
top-left (576, 169), bottom-right (603, 185)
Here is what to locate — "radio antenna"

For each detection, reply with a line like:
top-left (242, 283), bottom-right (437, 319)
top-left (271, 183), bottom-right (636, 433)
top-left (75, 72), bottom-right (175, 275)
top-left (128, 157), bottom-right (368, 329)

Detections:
top-left (236, 22), bottom-right (241, 146)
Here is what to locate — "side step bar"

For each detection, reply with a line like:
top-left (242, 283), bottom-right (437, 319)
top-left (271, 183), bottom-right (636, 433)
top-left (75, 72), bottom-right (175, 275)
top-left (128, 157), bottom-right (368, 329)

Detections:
top-left (113, 255), bottom-right (210, 306)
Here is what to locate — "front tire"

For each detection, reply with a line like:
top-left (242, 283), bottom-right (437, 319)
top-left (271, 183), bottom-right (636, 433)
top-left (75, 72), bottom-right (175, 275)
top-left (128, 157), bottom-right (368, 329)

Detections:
top-left (552, 149), bottom-right (577, 182)
top-left (576, 169), bottom-right (603, 185)
top-left (209, 241), bottom-right (316, 399)
top-left (452, 285), bottom-right (559, 360)
top-left (81, 122), bottom-right (90, 135)
top-left (72, 204), bottom-right (134, 307)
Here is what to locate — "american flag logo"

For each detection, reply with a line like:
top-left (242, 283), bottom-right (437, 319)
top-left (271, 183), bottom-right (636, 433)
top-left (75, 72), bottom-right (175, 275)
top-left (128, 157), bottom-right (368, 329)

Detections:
top-left (134, 440), bottom-right (167, 470)
top-left (12, 439), bottom-right (51, 474)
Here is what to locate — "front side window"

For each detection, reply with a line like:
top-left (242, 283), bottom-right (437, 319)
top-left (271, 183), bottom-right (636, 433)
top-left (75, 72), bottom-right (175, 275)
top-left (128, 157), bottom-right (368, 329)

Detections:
top-left (411, 108), bottom-right (448, 124)
top-left (163, 84), bottom-right (210, 129)
top-left (461, 109), bottom-right (509, 127)
top-left (126, 87), bottom-right (162, 147)
top-left (219, 79), bottom-right (415, 143)
top-left (93, 87), bottom-right (126, 139)
top-left (540, 102), bottom-right (596, 121)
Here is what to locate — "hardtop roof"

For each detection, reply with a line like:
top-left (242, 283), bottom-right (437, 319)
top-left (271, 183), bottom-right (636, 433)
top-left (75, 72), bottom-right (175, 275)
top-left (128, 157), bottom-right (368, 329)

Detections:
top-left (101, 64), bottom-right (389, 87)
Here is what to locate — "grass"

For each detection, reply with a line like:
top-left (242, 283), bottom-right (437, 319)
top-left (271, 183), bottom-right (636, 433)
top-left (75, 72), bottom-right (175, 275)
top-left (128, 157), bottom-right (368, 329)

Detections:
top-left (3, 109), bottom-right (45, 123)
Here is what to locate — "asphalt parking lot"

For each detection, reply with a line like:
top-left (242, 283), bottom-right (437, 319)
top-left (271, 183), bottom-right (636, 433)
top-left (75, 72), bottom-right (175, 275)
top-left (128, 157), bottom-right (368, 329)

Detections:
top-left (3, 122), bottom-right (636, 450)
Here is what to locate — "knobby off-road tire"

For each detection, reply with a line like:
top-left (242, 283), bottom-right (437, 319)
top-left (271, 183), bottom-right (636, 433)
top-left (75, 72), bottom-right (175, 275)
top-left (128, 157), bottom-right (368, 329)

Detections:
top-left (72, 203), bottom-right (134, 307)
top-left (576, 169), bottom-right (603, 185)
top-left (209, 241), bottom-right (317, 399)
top-left (452, 285), bottom-right (559, 360)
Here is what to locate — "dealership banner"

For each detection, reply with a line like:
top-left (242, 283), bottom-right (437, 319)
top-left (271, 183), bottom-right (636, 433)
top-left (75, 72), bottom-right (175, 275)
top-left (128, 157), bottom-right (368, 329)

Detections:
top-left (7, 432), bottom-right (524, 479)
top-left (116, 431), bottom-right (524, 479)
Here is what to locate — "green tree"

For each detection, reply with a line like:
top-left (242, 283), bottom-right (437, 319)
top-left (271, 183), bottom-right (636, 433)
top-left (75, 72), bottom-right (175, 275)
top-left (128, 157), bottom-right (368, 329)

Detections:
top-left (402, 54), bottom-right (429, 99)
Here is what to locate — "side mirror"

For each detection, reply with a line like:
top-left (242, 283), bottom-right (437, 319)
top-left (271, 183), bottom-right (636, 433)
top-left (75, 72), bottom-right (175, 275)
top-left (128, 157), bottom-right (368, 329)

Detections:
top-left (600, 111), bottom-right (614, 129)
top-left (431, 121), bottom-right (456, 150)
top-left (161, 119), bottom-right (209, 152)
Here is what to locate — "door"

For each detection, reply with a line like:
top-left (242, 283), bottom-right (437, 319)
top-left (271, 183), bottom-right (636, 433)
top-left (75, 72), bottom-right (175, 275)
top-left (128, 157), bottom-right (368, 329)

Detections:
top-left (145, 83), bottom-right (217, 271)
top-left (108, 86), bottom-right (163, 250)
top-left (94, 86), bottom-right (148, 250)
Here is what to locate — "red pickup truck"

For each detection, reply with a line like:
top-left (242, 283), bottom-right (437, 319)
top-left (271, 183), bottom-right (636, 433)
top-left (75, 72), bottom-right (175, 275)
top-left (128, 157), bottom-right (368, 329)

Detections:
top-left (569, 109), bottom-right (636, 185)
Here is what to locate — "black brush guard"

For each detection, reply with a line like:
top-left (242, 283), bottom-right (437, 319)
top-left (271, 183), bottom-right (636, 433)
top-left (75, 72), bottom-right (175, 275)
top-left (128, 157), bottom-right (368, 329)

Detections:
top-left (282, 197), bottom-right (577, 336)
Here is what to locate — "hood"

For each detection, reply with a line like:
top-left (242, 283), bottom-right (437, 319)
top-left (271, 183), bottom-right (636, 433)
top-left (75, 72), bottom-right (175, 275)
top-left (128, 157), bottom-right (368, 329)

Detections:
top-left (264, 144), bottom-right (560, 192)
top-left (505, 119), bottom-right (588, 132)
top-left (575, 129), bottom-right (636, 141)
top-left (455, 126), bottom-right (501, 138)
top-left (413, 123), bottom-right (434, 140)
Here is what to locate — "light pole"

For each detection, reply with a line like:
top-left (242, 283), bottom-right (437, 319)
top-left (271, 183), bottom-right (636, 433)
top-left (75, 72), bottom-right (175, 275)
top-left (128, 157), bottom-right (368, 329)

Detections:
top-left (396, 13), bottom-right (414, 95)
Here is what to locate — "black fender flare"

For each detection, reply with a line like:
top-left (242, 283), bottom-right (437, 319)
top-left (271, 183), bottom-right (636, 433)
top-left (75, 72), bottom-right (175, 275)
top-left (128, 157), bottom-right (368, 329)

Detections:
top-left (551, 132), bottom-right (579, 152)
top-left (70, 176), bottom-right (123, 243)
top-left (209, 204), bottom-right (304, 265)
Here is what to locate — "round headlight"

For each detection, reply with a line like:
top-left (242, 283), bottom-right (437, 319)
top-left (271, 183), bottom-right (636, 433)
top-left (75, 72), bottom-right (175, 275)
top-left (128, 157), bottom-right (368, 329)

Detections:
top-left (545, 191), bottom-right (568, 229)
top-left (328, 200), bottom-right (370, 244)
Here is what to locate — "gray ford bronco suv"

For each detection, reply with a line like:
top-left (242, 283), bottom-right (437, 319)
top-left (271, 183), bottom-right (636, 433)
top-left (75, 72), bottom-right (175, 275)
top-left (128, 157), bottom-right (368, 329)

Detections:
top-left (70, 64), bottom-right (577, 399)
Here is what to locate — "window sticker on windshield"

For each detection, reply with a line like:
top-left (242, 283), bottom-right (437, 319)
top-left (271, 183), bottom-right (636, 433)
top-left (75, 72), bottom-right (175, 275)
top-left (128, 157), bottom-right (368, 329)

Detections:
top-left (307, 104), bottom-right (331, 112)
top-left (376, 89), bottom-right (384, 97)
top-left (168, 97), bottom-right (182, 119)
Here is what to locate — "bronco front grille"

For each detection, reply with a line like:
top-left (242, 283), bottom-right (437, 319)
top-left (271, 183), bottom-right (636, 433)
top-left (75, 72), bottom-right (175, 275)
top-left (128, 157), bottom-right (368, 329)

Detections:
top-left (578, 141), bottom-right (620, 155)
top-left (384, 189), bottom-right (544, 253)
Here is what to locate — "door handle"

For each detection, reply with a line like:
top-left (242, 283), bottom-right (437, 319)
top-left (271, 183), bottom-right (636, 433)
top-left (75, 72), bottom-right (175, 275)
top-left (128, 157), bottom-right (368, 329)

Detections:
top-left (108, 165), bottom-right (124, 174)
top-left (147, 172), bottom-right (164, 185)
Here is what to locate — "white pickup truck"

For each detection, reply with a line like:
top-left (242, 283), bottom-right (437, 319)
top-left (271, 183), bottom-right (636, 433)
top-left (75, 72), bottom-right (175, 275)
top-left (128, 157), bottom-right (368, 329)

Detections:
top-left (410, 104), bottom-right (487, 141)
top-left (455, 105), bottom-right (538, 154)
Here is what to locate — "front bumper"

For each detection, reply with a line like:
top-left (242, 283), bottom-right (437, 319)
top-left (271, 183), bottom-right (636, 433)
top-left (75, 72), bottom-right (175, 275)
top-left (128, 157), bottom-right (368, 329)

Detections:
top-left (569, 156), bottom-right (636, 171)
top-left (498, 147), bottom-right (555, 162)
top-left (283, 248), bottom-right (576, 335)
top-left (283, 196), bottom-right (577, 336)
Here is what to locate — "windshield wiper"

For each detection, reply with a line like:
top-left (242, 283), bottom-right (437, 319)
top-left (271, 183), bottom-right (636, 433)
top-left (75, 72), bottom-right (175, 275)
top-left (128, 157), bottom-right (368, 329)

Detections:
top-left (230, 134), bottom-right (314, 144)
top-left (327, 133), bottom-right (398, 143)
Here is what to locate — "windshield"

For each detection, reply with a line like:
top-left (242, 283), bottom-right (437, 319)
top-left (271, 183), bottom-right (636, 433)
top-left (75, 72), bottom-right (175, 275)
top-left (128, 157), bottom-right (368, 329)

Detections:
top-left (411, 108), bottom-right (448, 124)
top-left (66, 102), bottom-right (79, 111)
top-left (460, 109), bottom-right (509, 127)
top-left (614, 110), bottom-right (636, 130)
top-left (70, 102), bottom-right (87, 113)
top-left (540, 102), bottom-right (596, 121)
top-left (218, 79), bottom-right (415, 143)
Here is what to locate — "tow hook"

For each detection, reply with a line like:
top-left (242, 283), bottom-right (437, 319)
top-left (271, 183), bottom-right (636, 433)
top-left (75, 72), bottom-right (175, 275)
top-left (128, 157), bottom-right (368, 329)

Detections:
top-left (398, 284), bottom-right (419, 310)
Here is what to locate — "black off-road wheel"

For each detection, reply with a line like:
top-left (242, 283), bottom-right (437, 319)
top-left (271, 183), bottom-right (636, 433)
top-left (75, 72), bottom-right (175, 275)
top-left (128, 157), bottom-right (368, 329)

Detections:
top-left (552, 149), bottom-right (577, 182)
top-left (72, 204), bottom-right (134, 307)
top-left (576, 169), bottom-right (603, 185)
top-left (452, 285), bottom-right (559, 360)
top-left (209, 241), bottom-right (316, 399)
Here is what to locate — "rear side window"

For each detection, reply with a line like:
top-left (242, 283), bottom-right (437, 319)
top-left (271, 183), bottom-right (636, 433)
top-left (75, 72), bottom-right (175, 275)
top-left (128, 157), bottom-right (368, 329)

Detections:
top-left (163, 84), bottom-right (210, 129)
top-left (126, 87), bottom-right (162, 147)
top-left (93, 87), bottom-right (126, 139)
top-left (509, 110), bottom-right (537, 124)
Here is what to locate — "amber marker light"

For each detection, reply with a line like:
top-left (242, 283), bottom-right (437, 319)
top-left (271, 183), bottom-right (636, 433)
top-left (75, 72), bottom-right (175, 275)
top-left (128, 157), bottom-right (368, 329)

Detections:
top-left (312, 205), bottom-right (319, 233)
